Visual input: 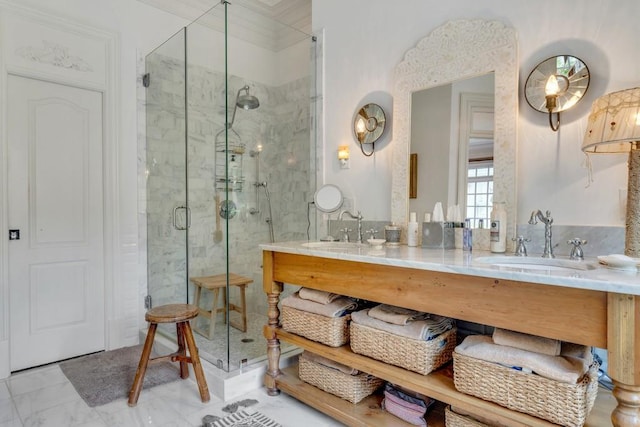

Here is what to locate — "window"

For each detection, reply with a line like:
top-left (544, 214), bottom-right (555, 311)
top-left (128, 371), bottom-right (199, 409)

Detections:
top-left (466, 160), bottom-right (493, 228)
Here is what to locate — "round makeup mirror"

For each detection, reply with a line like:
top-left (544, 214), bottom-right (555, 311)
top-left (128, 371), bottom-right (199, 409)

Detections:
top-left (314, 184), bottom-right (343, 213)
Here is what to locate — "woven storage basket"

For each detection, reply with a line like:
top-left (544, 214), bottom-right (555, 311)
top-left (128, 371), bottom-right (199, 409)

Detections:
top-left (281, 306), bottom-right (350, 347)
top-left (453, 352), bottom-right (599, 427)
top-left (298, 352), bottom-right (384, 403)
top-left (445, 406), bottom-right (492, 427)
top-left (350, 323), bottom-right (456, 375)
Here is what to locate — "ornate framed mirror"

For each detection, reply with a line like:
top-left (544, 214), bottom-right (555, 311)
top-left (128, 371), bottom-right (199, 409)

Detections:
top-left (391, 19), bottom-right (518, 247)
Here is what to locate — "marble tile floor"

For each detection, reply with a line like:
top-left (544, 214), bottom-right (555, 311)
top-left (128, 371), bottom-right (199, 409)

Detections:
top-left (158, 312), bottom-right (294, 371)
top-left (1, 363), bottom-right (343, 427)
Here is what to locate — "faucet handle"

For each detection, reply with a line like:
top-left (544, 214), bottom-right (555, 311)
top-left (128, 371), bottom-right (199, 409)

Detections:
top-left (366, 228), bottom-right (378, 239)
top-left (567, 238), bottom-right (587, 260)
top-left (512, 236), bottom-right (531, 257)
top-left (339, 228), bottom-right (352, 242)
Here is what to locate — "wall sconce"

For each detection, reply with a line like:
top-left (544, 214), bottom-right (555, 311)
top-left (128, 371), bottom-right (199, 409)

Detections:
top-left (353, 103), bottom-right (386, 156)
top-left (582, 87), bottom-right (640, 257)
top-left (525, 55), bottom-right (590, 131)
top-left (337, 145), bottom-right (350, 169)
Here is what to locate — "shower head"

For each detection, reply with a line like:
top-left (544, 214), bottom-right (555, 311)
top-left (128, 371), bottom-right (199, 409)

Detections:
top-left (236, 85), bottom-right (260, 110)
top-left (227, 85), bottom-right (259, 129)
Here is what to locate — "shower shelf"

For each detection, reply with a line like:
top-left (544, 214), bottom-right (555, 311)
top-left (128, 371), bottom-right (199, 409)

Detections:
top-left (215, 140), bottom-right (245, 192)
top-left (215, 177), bottom-right (245, 192)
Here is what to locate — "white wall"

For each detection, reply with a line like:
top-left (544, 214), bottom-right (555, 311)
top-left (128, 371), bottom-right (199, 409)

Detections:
top-left (0, 0), bottom-right (189, 377)
top-left (313, 0), bottom-right (640, 226)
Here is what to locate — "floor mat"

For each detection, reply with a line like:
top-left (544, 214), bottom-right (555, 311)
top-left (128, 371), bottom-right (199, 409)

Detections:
top-left (206, 410), bottom-right (282, 427)
top-left (59, 344), bottom-right (180, 407)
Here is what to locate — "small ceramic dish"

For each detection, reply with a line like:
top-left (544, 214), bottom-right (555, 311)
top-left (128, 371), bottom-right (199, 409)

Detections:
top-left (367, 238), bottom-right (386, 249)
top-left (597, 254), bottom-right (640, 271)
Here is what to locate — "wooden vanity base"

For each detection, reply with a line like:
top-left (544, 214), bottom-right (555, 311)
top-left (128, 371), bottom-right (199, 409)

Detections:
top-left (262, 250), bottom-right (640, 426)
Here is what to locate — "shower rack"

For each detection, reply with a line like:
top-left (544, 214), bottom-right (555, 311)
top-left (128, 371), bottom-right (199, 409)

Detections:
top-left (215, 139), bottom-right (246, 192)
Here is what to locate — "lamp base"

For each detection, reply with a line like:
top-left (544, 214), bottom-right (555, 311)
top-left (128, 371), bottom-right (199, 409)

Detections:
top-left (626, 143), bottom-right (640, 257)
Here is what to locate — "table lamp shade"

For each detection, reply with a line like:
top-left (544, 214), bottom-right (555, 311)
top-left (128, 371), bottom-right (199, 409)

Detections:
top-left (582, 87), bottom-right (640, 257)
top-left (582, 87), bottom-right (640, 153)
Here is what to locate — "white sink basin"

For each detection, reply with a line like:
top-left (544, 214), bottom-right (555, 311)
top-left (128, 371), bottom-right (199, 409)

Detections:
top-left (301, 241), bottom-right (367, 251)
top-left (475, 256), bottom-right (596, 271)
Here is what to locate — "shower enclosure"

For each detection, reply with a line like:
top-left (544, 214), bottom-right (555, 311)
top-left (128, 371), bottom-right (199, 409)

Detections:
top-left (143, 1), bottom-right (318, 372)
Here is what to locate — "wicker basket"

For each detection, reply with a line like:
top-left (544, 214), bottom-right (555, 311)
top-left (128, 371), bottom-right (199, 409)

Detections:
top-left (350, 323), bottom-right (456, 375)
top-left (453, 352), bottom-right (599, 427)
top-left (281, 306), bottom-right (350, 347)
top-left (298, 352), bottom-right (384, 403)
top-left (445, 406), bottom-right (492, 427)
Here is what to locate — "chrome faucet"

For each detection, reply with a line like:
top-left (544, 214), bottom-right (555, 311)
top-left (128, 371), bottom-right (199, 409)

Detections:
top-left (338, 210), bottom-right (364, 243)
top-left (528, 210), bottom-right (555, 258)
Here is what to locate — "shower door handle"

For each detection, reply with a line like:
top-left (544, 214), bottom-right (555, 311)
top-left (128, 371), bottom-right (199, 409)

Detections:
top-left (173, 205), bottom-right (191, 230)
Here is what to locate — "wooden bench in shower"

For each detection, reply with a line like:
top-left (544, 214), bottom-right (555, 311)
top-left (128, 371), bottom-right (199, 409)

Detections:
top-left (190, 273), bottom-right (253, 339)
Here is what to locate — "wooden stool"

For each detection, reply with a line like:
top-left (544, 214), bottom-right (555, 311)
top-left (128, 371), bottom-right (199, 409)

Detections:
top-left (190, 273), bottom-right (253, 339)
top-left (128, 303), bottom-right (210, 407)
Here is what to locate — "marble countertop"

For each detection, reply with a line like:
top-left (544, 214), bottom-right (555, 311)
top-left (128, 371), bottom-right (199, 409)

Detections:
top-left (260, 241), bottom-right (640, 296)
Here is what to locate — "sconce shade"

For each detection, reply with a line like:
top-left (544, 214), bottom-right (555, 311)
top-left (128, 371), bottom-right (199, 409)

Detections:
top-left (525, 56), bottom-right (590, 114)
top-left (582, 87), bottom-right (640, 257)
top-left (338, 145), bottom-right (350, 160)
top-left (582, 87), bottom-right (640, 154)
top-left (354, 103), bottom-right (386, 145)
top-left (525, 55), bottom-right (589, 131)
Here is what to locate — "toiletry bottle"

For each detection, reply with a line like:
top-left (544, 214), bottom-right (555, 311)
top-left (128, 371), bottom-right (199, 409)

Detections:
top-left (490, 202), bottom-right (507, 253)
top-left (229, 154), bottom-right (239, 181)
top-left (463, 218), bottom-right (472, 251)
top-left (407, 212), bottom-right (419, 247)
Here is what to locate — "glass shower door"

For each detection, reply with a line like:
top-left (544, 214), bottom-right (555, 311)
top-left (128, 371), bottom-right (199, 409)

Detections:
top-left (145, 28), bottom-right (189, 308)
top-left (144, 0), bottom-right (316, 374)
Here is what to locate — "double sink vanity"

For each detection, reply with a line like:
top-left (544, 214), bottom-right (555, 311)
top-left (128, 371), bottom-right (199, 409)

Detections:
top-left (257, 16), bottom-right (638, 427)
top-left (261, 241), bottom-right (639, 426)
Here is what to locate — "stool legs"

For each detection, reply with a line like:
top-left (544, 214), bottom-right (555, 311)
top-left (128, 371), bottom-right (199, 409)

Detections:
top-left (208, 288), bottom-right (221, 340)
top-left (176, 322), bottom-right (188, 379)
top-left (239, 285), bottom-right (247, 332)
top-left (128, 320), bottom-right (209, 407)
top-left (182, 321), bottom-right (210, 402)
top-left (128, 322), bottom-right (157, 407)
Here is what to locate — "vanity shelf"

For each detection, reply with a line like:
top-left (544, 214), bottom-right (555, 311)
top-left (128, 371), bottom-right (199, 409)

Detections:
top-left (262, 248), bottom-right (626, 427)
top-left (273, 329), bottom-right (614, 427)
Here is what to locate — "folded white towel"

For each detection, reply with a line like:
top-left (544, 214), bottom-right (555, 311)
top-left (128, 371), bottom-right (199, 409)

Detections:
top-left (298, 287), bottom-right (341, 304)
top-left (493, 328), bottom-right (561, 356)
top-left (368, 304), bottom-right (429, 325)
top-left (300, 351), bottom-right (359, 375)
top-left (351, 308), bottom-right (454, 341)
top-left (455, 335), bottom-right (592, 384)
top-left (281, 292), bottom-right (357, 318)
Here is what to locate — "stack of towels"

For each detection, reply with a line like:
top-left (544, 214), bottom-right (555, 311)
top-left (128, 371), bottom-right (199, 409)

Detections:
top-left (455, 328), bottom-right (593, 384)
top-left (281, 287), bottom-right (359, 318)
top-left (300, 351), bottom-right (360, 376)
top-left (381, 383), bottom-right (434, 426)
top-left (351, 304), bottom-right (454, 341)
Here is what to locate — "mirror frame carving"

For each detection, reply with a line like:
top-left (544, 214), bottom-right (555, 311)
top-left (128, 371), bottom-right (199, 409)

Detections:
top-left (391, 19), bottom-right (518, 247)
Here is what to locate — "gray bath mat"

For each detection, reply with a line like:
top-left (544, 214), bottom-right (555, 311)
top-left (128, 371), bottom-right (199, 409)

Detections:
top-left (60, 344), bottom-right (180, 407)
top-left (206, 410), bottom-right (281, 427)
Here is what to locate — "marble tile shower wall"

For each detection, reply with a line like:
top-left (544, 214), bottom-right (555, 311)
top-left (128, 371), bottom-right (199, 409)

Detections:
top-left (142, 53), bottom-right (311, 315)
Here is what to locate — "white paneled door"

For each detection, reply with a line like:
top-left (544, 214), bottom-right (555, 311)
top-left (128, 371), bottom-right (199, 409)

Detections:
top-left (8, 75), bottom-right (105, 371)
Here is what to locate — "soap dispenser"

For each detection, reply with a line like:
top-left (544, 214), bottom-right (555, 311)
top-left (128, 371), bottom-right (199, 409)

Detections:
top-left (407, 212), bottom-right (419, 247)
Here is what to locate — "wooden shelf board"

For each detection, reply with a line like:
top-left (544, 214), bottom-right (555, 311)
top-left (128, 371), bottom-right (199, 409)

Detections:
top-left (275, 329), bottom-right (615, 427)
top-left (276, 366), bottom-right (445, 427)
